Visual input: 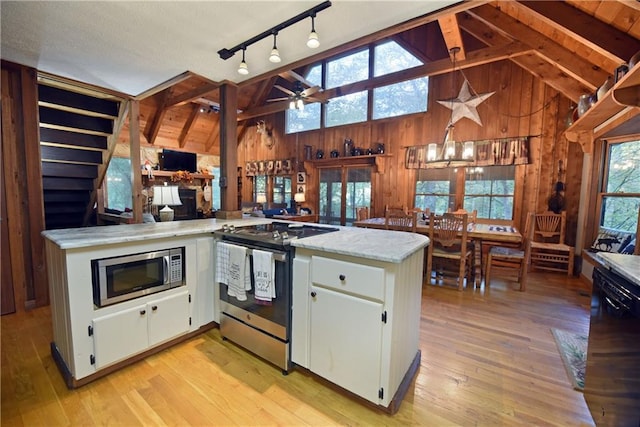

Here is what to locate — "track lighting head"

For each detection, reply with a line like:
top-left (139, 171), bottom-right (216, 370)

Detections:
top-left (269, 33), bottom-right (281, 63)
top-left (237, 48), bottom-right (249, 75)
top-left (307, 16), bottom-right (320, 48)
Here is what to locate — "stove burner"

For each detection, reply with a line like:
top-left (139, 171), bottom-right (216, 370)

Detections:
top-left (217, 221), bottom-right (338, 244)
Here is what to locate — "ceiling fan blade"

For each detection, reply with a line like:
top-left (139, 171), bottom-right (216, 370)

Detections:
top-left (305, 96), bottom-right (328, 103)
top-left (266, 97), bottom-right (289, 102)
top-left (274, 84), bottom-right (295, 96)
top-left (301, 86), bottom-right (322, 97)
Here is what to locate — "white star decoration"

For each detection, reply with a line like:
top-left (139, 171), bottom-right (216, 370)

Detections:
top-left (437, 80), bottom-right (495, 126)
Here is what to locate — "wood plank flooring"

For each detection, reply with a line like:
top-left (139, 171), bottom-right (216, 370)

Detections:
top-left (1, 272), bottom-right (594, 426)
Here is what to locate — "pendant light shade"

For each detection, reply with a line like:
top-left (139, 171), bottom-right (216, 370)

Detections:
top-left (307, 16), bottom-right (320, 48)
top-left (237, 47), bottom-right (249, 75)
top-left (269, 33), bottom-right (281, 63)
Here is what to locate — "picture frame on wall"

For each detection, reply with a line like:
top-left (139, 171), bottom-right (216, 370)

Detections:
top-left (297, 172), bottom-right (306, 184)
top-left (297, 184), bottom-right (306, 194)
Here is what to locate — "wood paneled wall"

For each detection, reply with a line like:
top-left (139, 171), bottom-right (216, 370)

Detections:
top-left (238, 60), bottom-right (582, 242)
top-left (1, 61), bottom-right (49, 313)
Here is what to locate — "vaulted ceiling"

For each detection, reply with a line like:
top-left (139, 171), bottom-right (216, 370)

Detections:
top-left (4, 1), bottom-right (640, 150)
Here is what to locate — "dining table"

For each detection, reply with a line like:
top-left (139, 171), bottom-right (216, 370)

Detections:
top-left (353, 217), bottom-right (523, 287)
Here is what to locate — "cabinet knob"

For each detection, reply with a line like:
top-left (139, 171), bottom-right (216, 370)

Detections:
top-left (339, 274), bottom-right (346, 281)
top-left (310, 291), bottom-right (317, 298)
top-left (151, 305), bottom-right (158, 311)
top-left (140, 309), bottom-right (146, 315)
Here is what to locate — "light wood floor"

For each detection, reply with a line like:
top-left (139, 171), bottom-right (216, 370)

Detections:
top-left (1, 272), bottom-right (594, 426)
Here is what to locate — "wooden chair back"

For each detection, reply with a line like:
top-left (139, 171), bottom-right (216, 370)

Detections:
top-left (434, 213), bottom-right (468, 249)
top-left (356, 206), bottom-right (370, 221)
top-left (385, 209), bottom-right (416, 232)
top-left (385, 205), bottom-right (407, 216)
top-left (533, 211), bottom-right (566, 244)
top-left (448, 208), bottom-right (477, 223)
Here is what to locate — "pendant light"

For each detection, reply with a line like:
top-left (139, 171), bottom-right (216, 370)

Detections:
top-left (269, 32), bottom-right (281, 63)
top-left (237, 47), bottom-right (249, 75)
top-left (307, 15), bottom-right (320, 48)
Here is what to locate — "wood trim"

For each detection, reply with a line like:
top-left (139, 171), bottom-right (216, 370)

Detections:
top-left (130, 101), bottom-right (143, 223)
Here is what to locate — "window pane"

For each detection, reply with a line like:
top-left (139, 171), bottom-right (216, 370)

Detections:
top-left (326, 49), bottom-right (369, 89)
top-left (374, 40), bottom-right (422, 77)
top-left (319, 169), bottom-right (342, 225)
top-left (273, 176), bottom-right (292, 204)
top-left (606, 140), bottom-right (640, 193)
top-left (345, 168), bottom-right (371, 225)
top-left (601, 196), bottom-right (640, 232)
top-left (464, 166), bottom-right (515, 220)
top-left (210, 167), bottom-right (221, 210)
top-left (325, 91), bottom-right (367, 127)
top-left (106, 157), bottom-right (132, 211)
top-left (285, 102), bottom-right (321, 134)
top-left (373, 77), bottom-right (428, 120)
top-left (415, 169), bottom-right (455, 213)
top-left (305, 63), bottom-right (322, 87)
top-left (253, 175), bottom-right (266, 202)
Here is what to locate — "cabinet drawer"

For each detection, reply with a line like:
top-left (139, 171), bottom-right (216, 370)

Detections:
top-left (311, 256), bottom-right (384, 300)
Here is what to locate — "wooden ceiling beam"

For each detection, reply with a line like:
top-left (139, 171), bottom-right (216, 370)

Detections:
top-left (467, 4), bottom-right (608, 90)
top-left (165, 82), bottom-right (220, 108)
top-left (144, 87), bottom-right (173, 144)
top-left (178, 104), bottom-right (200, 148)
top-left (516, 1), bottom-right (640, 66)
top-left (238, 41), bottom-right (531, 121)
top-left (438, 13), bottom-right (466, 60)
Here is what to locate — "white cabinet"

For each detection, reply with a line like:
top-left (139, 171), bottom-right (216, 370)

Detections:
top-left (92, 290), bottom-right (190, 369)
top-left (309, 285), bottom-right (383, 403)
top-left (292, 249), bottom-right (424, 412)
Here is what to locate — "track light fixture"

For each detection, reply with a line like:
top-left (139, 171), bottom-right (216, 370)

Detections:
top-left (269, 33), bottom-right (281, 63)
top-left (237, 47), bottom-right (249, 75)
top-left (307, 15), bottom-right (320, 48)
top-left (217, 1), bottom-right (331, 74)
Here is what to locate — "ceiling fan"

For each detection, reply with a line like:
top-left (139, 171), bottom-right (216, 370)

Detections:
top-left (267, 81), bottom-right (325, 109)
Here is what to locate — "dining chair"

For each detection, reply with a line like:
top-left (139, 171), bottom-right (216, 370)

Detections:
top-left (426, 212), bottom-right (473, 291)
top-left (484, 213), bottom-right (532, 291)
top-left (385, 208), bottom-right (416, 232)
top-left (447, 208), bottom-right (477, 223)
top-left (356, 206), bottom-right (370, 221)
top-left (385, 204), bottom-right (407, 216)
top-left (528, 211), bottom-right (575, 275)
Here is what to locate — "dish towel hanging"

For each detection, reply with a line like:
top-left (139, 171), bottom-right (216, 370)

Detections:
top-left (252, 249), bottom-right (275, 305)
top-left (216, 242), bottom-right (251, 301)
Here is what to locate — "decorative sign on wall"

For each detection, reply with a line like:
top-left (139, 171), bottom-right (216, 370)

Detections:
top-left (405, 137), bottom-right (530, 169)
top-left (245, 159), bottom-right (293, 176)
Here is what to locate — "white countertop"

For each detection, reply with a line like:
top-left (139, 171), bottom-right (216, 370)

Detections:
top-left (597, 252), bottom-right (640, 286)
top-left (42, 218), bottom-right (428, 263)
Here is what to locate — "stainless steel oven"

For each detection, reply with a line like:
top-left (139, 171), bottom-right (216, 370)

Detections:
top-left (91, 247), bottom-right (185, 307)
top-left (213, 222), bottom-right (338, 374)
top-left (584, 266), bottom-right (640, 426)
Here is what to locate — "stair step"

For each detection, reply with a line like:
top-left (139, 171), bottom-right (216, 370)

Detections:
top-left (40, 128), bottom-right (107, 150)
top-left (42, 162), bottom-right (98, 179)
top-left (42, 177), bottom-right (94, 191)
top-left (38, 84), bottom-right (119, 118)
top-left (43, 190), bottom-right (90, 203)
top-left (39, 106), bottom-right (113, 135)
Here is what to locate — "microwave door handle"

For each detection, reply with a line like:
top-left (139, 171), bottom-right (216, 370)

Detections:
top-left (163, 255), bottom-right (170, 285)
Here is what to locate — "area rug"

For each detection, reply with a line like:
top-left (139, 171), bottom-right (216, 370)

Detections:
top-left (551, 328), bottom-right (588, 391)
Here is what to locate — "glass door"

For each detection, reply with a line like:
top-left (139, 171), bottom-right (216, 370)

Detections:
top-left (319, 167), bottom-right (371, 225)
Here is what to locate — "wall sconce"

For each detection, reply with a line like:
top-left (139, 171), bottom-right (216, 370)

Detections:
top-left (217, 1), bottom-right (331, 75)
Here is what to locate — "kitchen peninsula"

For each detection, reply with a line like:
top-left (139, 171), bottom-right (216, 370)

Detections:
top-left (42, 218), bottom-right (428, 413)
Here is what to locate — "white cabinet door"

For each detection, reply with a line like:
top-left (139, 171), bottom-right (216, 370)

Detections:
top-left (93, 304), bottom-right (148, 369)
top-left (309, 285), bottom-right (383, 404)
top-left (147, 291), bottom-right (190, 347)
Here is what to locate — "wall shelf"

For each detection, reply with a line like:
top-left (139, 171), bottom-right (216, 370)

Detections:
top-left (564, 65), bottom-right (640, 152)
top-left (141, 170), bottom-right (214, 183)
top-left (304, 154), bottom-right (391, 173)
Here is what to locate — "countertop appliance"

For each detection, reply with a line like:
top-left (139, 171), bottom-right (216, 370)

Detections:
top-left (213, 222), bottom-right (339, 373)
top-left (91, 247), bottom-right (185, 307)
top-left (584, 265), bottom-right (640, 426)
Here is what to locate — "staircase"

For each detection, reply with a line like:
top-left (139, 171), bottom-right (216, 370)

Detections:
top-left (38, 83), bottom-right (122, 229)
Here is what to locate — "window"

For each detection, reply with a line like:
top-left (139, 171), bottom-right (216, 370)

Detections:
top-left (273, 176), bottom-right (292, 205)
top-left (326, 49), bottom-right (369, 89)
top-left (414, 169), bottom-right (456, 214)
top-left (373, 40), bottom-right (423, 77)
top-left (464, 166), bottom-right (515, 220)
top-left (325, 91), bottom-right (368, 127)
top-left (319, 167), bottom-right (371, 225)
top-left (105, 157), bottom-right (132, 211)
top-left (286, 102), bottom-right (321, 133)
top-left (210, 166), bottom-right (221, 210)
top-left (253, 175), bottom-right (267, 202)
top-left (372, 77), bottom-right (428, 120)
top-left (600, 140), bottom-right (640, 232)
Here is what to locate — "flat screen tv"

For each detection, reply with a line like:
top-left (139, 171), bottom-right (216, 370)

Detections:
top-left (160, 149), bottom-right (197, 172)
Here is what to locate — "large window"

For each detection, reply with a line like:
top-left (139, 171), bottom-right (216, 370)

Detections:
top-left (286, 41), bottom-right (427, 134)
top-left (319, 167), bottom-right (371, 225)
top-left (464, 166), bottom-right (515, 220)
top-left (105, 157), bottom-right (132, 211)
top-left (414, 169), bottom-right (456, 214)
top-left (600, 140), bottom-right (640, 232)
top-left (253, 175), bottom-right (267, 202)
top-left (414, 166), bottom-right (516, 220)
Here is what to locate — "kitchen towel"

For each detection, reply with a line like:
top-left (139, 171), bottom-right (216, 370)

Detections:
top-left (216, 242), bottom-right (251, 301)
top-left (252, 249), bottom-right (275, 305)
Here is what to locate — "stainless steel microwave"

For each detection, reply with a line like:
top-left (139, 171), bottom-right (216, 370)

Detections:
top-left (91, 247), bottom-right (185, 307)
